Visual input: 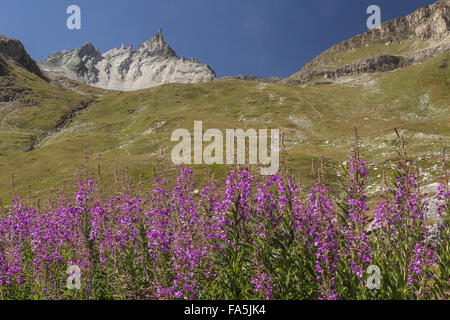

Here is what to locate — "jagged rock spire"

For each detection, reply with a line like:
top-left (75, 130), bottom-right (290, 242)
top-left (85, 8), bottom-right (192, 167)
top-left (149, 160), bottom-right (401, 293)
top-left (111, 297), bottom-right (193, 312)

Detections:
top-left (156, 28), bottom-right (163, 41)
top-left (38, 28), bottom-right (216, 91)
top-left (138, 29), bottom-right (177, 57)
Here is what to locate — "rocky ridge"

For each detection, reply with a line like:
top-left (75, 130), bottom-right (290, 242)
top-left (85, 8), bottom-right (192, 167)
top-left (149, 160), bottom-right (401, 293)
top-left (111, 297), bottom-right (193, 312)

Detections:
top-left (0, 35), bottom-right (47, 80)
top-left (287, 0), bottom-right (450, 84)
top-left (38, 29), bottom-right (216, 91)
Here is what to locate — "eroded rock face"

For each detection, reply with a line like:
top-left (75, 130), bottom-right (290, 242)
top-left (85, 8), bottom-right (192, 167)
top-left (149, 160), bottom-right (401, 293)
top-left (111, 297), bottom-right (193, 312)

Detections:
top-left (288, 0), bottom-right (450, 83)
top-left (44, 42), bottom-right (102, 83)
top-left (221, 74), bottom-right (283, 83)
top-left (315, 0), bottom-right (449, 58)
top-left (0, 56), bottom-right (8, 77)
top-left (39, 29), bottom-right (216, 91)
top-left (0, 35), bottom-right (47, 80)
top-left (287, 55), bottom-right (405, 84)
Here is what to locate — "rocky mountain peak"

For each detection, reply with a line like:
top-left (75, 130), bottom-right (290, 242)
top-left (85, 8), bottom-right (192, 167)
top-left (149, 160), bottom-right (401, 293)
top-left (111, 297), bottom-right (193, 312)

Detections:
top-left (78, 42), bottom-right (101, 57)
top-left (138, 29), bottom-right (177, 58)
top-left (45, 41), bottom-right (102, 66)
top-left (0, 35), bottom-right (46, 80)
top-left (38, 29), bottom-right (215, 91)
top-left (154, 28), bottom-right (164, 42)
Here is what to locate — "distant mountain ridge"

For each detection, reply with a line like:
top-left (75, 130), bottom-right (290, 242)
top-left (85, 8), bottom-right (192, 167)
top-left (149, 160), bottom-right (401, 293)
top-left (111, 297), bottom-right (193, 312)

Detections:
top-left (38, 29), bottom-right (216, 91)
top-left (1, 1), bottom-right (449, 90)
top-left (287, 0), bottom-right (450, 83)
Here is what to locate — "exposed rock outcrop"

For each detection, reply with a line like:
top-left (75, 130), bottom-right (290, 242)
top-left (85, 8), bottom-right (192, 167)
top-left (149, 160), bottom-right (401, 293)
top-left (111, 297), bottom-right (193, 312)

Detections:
top-left (286, 55), bottom-right (405, 84)
top-left (0, 55), bottom-right (8, 76)
top-left (39, 29), bottom-right (216, 91)
top-left (44, 42), bottom-right (102, 83)
top-left (288, 0), bottom-right (450, 84)
top-left (0, 35), bottom-right (47, 80)
top-left (221, 74), bottom-right (283, 83)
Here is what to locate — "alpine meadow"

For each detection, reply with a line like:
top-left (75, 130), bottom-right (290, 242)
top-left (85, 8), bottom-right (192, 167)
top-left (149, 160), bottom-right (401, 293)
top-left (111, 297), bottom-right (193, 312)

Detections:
top-left (0, 0), bottom-right (448, 301)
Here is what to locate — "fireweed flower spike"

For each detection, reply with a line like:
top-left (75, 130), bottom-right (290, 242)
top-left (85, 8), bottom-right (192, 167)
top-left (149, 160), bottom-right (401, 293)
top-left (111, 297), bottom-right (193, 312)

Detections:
top-left (343, 156), bottom-right (372, 280)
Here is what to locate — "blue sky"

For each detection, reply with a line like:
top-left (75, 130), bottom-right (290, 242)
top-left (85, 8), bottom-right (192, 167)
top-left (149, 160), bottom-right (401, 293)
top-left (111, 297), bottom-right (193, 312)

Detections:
top-left (0, 0), bottom-right (437, 78)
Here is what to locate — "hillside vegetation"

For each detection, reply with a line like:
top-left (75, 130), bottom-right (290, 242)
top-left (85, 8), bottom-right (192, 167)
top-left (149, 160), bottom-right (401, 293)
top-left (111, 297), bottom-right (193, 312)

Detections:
top-left (0, 50), bottom-right (448, 202)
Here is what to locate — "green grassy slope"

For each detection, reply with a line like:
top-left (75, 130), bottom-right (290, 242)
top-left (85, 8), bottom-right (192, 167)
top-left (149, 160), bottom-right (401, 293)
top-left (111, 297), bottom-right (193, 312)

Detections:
top-left (0, 56), bottom-right (101, 155)
top-left (0, 51), bottom-right (448, 202)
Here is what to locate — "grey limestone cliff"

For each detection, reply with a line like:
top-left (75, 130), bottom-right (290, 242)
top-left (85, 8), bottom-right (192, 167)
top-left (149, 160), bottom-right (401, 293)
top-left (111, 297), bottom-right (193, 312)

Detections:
top-left (38, 29), bottom-right (216, 91)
